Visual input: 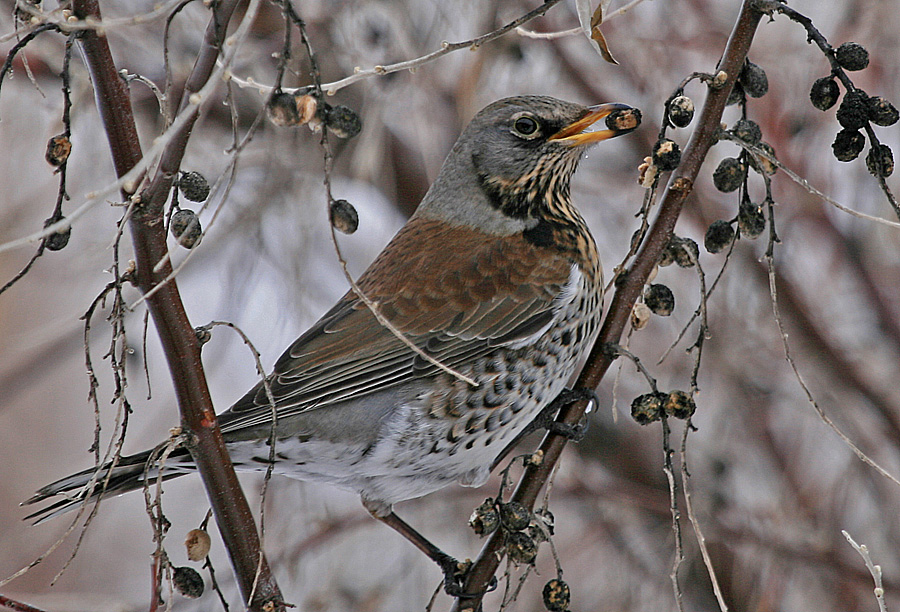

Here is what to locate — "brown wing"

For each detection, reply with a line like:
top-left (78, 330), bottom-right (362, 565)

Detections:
top-left (218, 216), bottom-right (573, 433)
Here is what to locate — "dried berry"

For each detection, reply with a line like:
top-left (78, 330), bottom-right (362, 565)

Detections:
top-left (731, 119), bottom-right (761, 145)
top-left (631, 302), bottom-right (651, 330)
top-left (178, 171), bottom-right (210, 202)
top-left (740, 60), bottom-right (768, 98)
top-left (605, 107), bottom-right (642, 132)
top-left (652, 138), bottom-right (681, 172)
top-left (44, 219), bottom-right (71, 251)
top-left (267, 91), bottom-right (301, 126)
top-left (469, 498), bottom-right (499, 536)
top-left (172, 566), bottom-right (204, 599)
top-left (185, 528), bottom-right (211, 562)
top-left (499, 501), bottom-right (532, 531)
top-left (748, 142), bottom-right (777, 176)
top-left (542, 578), bottom-right (571, 612)
top-left (866, 144), bottom-right (894, 178)
top-left (325, 105), bottom-right (362, 139)
top-left (867, 96), bottom-right (899, 127)
top-left (713, 157), bottom-right (745, 192)
top-left (738, 200), bottom-right (765, 239)
top-left (810, 76), bottom-right (840, 111)
top-left (631, 392), bottom-right (666, 425)
top-left (669, 236), bottom-right (699, 268)
top-left (170, 209), bottom-right (202, 248)
top-left (45, 134), bottom-right (71, 167)
top-left (644, 283), bottom-right (675, 317)
top-left (665, 390), bottom-right (696, 419)
top-left (831, 128), bottom-right (865, 162)
top-left (505, 531), bottom-right (537, 564)
top-left (529, 508), bottom-right (555, 542)
top-left (704, 220), bottom-right (735, 254)
top-left (329, 199), bottom-right (359, 235)
top-left (835, 42), bottom-right (869, 72)
top-left (836, 89), bottom-right (870, 130)
top-left (667, 95), bottom-right (694, 128)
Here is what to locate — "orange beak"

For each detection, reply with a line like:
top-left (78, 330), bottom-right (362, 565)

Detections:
top-left (548, 103), bottom-right (640, 146)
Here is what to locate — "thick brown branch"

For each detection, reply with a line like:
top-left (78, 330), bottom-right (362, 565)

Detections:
top-left (454, 1), bottom-right (765, 608)
top-left (70, 1), bottom-right (284, 609)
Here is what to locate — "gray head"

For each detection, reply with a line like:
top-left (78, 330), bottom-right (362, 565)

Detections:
top-left (417, 95), bottom-right (638, 234)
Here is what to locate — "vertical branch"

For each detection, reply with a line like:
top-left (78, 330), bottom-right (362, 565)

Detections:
top-left (454, 1), bottom-right (765, 608)
top-left (69, 0), bottom-right (285, 609)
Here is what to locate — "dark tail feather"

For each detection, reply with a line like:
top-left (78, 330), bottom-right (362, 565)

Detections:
top-left (22, 447), bottom-right (192, 525)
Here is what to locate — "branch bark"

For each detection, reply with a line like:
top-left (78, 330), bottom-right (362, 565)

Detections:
top-left (70, 1), bottom-right (284, 609)
top-left (454, 1), bottom-right (765, 608)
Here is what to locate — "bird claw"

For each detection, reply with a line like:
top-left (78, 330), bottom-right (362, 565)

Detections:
top-left (533, 387), bottom-right (596, 442)
top-left (437, 555), bottom-right (497, 599)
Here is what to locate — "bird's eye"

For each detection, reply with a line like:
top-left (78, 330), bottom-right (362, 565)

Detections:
top-left (511, 115), bottom-right (541, 139)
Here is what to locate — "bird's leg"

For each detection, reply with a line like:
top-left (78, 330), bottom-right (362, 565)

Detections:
top-left (363, 498), bottom-right (487, 597)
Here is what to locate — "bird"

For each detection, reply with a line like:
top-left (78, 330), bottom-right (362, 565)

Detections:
top-left (25, 95), bottom-right (639, 593)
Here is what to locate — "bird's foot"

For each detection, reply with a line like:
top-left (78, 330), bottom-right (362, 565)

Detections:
top-left (435, 553), bottom-right (497, 599)
top-left (533, 387), bottom-right (598, 442)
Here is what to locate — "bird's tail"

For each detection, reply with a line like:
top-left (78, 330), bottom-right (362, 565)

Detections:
top-left (22, 446), bottom-right (192, 525)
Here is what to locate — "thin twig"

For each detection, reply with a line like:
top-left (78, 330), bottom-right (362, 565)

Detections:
top-left (227, 0), bottom-right (567, 96)
top-left (842, 531), bottom-right (889, 612)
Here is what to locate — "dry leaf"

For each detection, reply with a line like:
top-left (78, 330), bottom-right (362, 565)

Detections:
top-left (576, 0), bottom-right (618, 65)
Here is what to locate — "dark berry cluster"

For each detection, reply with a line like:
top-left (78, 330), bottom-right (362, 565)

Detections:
top-left (631, 389), bottom-right (697, 425)
top-left (809, 41), bottom-right (896, 175)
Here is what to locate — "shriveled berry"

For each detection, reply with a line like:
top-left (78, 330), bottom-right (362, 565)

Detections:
top-left (178, 171), bottom-right (210, 202)
top-left (748, 142), bottom-right (777, 176)
top-left (731, 119), bottom-right (761, 145)
top-left (644, 283), bottom-right (675, 316)
top-left (631, 302), bottom-right (651, 330)
top-left (45, 134), bottom-right (71, 167)
top-left (505, 531), bottom-right (537, 564)
top-left (713, 157), bottom-right (745, 192)
top-left (469, 498), bottom-right (499, 536)
top-left (810, 77), bottom-right (840, 111)
top-left (836, 89), bottom-right (870, 130)
top-left (267, 91), bottom-right (301, 126)
top-left (605, 107), bottom-right (642, 132)
top-left (530, 508), bottom-right (555, 542)
top-left (866, 144), bottom-right (894, 178)
top-left (172, 566), bottom-right (204, 599)
top-left (867, 96), bottom-right (899, 127)
top-left (668, 95), bottom-right (694, 128)
top-left (671, 236), bottom-right (699, 268)
top-left (835, 42), bottom-right (869, 72)
top-left (631, 392), bottom-right (666, 425)
top-left (704, 220), bottom-right (735, 254)
top-left (665, 390), bottom-right (696, 419)
top-left (329, 199), bottom-right (359, 235)
top-left (499, 501), bottom-right (532, 531)
top-left (738, 200), bottom-right (765, 239)
top-left (652, 138), bottom-right (681, 172)
top-left (831, 128), bottom-right (865, 162)
top-left (170, 209), bottom-right (202, 248)
top-left (542, 578), bottom-right (571, 612)
top-left (44, 222), bottom-right (71, 251)
top-left (325, 105), bottom-right (362, 139)
top-left (740, 60), bottom-right (768, 98)
top-left (185, 529), bottom-right (211, 562)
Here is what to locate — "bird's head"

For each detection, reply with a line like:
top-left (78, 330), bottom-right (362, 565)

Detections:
top-left (419, 96), bottom-right (640, 232)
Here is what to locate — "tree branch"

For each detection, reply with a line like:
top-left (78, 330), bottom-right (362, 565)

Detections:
top-left (70, 1), bottom-right (284, 609)
top-left (454, 1), bottom-right (765, 608)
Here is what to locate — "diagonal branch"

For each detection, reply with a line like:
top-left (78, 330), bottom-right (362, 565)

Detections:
top-left (70, 0), bottom-right (284, 610)
top-left (453, 1), bottom-right (765, 608)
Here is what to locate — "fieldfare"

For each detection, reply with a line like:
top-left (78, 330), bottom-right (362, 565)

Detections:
top-left (26, 95), bottom-right (640, 593)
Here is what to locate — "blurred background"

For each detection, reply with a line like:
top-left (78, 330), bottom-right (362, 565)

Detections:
top-left (1, 0), bottom-right (899, 610)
